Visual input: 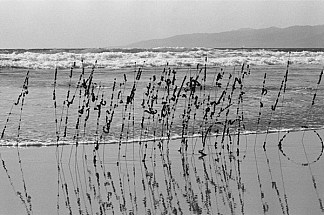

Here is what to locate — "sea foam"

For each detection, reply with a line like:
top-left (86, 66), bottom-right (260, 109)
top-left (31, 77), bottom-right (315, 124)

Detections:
top-left (0, 48), bottom-right (324, 69)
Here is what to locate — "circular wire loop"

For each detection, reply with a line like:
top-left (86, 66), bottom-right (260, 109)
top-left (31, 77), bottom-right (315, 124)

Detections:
top-left (278, 130), bottom-right (324, 166)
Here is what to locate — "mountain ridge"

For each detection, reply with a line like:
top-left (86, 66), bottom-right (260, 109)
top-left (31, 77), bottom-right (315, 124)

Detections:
top-left (127, 25), bottom-right (324, 48)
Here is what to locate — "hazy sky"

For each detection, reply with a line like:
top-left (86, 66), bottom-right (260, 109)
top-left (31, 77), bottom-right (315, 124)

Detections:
top-left (1, 0), bottom-right (324, 48)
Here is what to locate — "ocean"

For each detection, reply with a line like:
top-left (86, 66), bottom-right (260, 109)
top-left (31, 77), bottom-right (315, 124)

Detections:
top-left (1, 47), bottom-right (324, 69)
top-left (0, 48), bottom-right (323, 146)
top-left (0, 48), bottom-right (324, 214)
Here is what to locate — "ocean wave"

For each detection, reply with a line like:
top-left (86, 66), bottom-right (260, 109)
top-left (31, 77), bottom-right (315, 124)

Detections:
top-left (0, 48), bottom-right (324, 69)
top-left (1, 126), bottom-right (323, 148)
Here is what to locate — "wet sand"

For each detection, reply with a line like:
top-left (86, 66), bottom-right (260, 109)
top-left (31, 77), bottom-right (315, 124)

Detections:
top-left (0, 129), bottom-right (324, 214)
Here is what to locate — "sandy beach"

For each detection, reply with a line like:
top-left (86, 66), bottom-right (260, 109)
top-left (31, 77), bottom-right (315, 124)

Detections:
top-left (0, 129), bottom-right (323, 214)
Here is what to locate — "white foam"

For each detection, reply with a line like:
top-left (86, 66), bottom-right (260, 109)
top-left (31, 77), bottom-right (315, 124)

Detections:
top-left (1, 48), bottom-right (324, 69)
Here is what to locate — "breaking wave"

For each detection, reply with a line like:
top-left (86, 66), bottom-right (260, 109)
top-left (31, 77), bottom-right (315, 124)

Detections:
top-left (1, 47), bottom-right (324, 69)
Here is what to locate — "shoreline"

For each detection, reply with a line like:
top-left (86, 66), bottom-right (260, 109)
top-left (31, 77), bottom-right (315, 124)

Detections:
top-left (1, 129), bottom-right (323, 214)
top-left (0, 126), bottom-right (323, 148)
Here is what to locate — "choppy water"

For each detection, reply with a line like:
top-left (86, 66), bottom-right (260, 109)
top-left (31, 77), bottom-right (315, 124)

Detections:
top-left (0, 63), bottom-right (323, 147)
top-left (1, 48), bottom-right (324, 69)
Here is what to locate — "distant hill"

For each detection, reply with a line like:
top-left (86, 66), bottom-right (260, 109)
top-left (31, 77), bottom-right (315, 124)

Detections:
top-left (127, 25), bottom-right (324, 48)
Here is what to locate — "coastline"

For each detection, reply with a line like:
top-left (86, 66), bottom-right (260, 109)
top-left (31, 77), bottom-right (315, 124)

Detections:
top-left (1, 129), bottom-right (323, 214)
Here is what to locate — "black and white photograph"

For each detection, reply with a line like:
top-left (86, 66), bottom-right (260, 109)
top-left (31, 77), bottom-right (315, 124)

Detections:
top-left (0, 0), bottom-right (324, 214)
